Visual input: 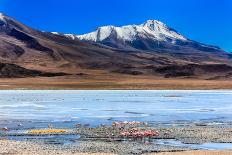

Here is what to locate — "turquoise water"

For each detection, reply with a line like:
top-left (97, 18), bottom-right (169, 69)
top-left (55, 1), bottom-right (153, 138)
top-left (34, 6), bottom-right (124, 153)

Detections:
top-left (0, 90), bottom-right (232, 129)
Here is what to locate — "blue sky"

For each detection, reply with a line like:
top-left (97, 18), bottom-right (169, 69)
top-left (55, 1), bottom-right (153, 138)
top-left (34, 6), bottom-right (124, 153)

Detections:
top-left (0, 0), bottom-right (231, 52)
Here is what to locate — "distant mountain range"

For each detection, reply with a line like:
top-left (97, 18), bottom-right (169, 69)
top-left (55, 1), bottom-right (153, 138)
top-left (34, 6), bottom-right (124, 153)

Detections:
top-left (56, 20), bottom-right (223, 53)
top-left (1, 12), bottom-right (232, 79)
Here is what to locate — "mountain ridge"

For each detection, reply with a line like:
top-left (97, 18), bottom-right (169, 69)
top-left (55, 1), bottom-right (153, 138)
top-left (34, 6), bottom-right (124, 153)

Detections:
top-left (1, 12), bottom-right (232, 80)
top-left (51, 20), bottom-right (222, 53)
top-left (76, 20), bottom-right (188, 42)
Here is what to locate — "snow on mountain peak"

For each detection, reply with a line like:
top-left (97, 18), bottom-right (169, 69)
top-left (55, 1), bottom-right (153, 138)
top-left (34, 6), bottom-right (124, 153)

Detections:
top-left (51, 32), bottom-right (60, 35)
top-left (75, 20), bottom-right (187, 43)
top-left (0, 13), bottom-right (7, 26)
top-left (142, 20), bottom-right (165, 30)
top-left (140, 20), bottom-right (187, 41)
top-left (0, 13), bottom-right (5, 21)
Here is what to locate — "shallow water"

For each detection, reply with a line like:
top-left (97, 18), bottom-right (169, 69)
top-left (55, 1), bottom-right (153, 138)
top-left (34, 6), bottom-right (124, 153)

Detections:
top-left (156, 139), bottom-right (232, 150)
top-left (6, 135), bottom-right (232, 150)
top-left (6, 134), bottom-right (81, 145)
top-left (0, 90), bottom-right (232, 129)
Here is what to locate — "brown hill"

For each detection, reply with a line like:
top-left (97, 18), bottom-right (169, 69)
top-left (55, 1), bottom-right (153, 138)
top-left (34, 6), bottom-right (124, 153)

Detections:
top-left (0, 13), bottom-right (232, 85)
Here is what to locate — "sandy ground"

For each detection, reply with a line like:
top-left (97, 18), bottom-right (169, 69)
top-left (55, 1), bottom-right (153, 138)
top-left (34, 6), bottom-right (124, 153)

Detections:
top-left (149, 150), bottom-right (232, 155)
top-left (0, 139), bottom-right (232, 155)
top-left (1, 139), bottom-right (231, 155)
top-left (2, 151), bottom-right (232, 155)
top-left (0, 75), bottom-right (232, 89)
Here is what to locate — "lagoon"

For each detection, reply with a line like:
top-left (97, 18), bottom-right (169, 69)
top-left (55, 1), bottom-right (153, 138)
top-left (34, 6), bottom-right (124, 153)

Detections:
top-left (0, 90), bottom-right (232, 129)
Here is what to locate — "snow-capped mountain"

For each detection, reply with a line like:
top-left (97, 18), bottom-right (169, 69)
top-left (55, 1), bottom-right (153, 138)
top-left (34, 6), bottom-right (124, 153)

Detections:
top-left (77, 20), bottom-right (187, 43)
top-left (1, 12), bottom-right (232, 80)
top-left (59, 20), bottom-right (220, 52)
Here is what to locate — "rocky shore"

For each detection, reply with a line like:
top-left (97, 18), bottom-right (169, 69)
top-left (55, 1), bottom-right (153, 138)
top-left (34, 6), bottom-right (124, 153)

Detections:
top-left (75, 126), bottom-right (232, 144)
top-left (1, 125), bottom-right (232, 155)
top-left (0, 139), bottom-right (190, 155)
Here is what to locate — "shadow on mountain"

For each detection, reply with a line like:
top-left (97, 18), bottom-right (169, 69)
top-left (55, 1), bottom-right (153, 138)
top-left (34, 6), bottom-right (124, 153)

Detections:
top-left (0, 63), bottom-right (68, 78)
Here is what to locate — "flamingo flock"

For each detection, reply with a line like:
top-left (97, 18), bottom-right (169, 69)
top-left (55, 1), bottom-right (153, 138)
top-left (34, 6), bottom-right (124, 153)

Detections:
top-left (112, 121), bottom-right (159, 138)
top-left (120, 128), bottom-right (159, 138)
top-left (112, 121), bottom-right (148, 128)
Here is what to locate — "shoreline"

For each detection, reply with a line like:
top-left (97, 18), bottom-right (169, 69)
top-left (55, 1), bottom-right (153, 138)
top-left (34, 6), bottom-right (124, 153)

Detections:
top-left (1, 140), bottom-right (232, 155)
top-left (1, 139), bottom-right (232, 155)
top-left (1, 76), bottom-right (232, 90)
top-left (1, 126), bottom-right (232, 155)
